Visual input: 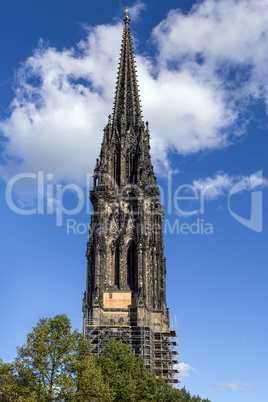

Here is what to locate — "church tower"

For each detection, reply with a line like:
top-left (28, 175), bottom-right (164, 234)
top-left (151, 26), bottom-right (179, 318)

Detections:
top-left (83, 11), bottom-right (178, 385)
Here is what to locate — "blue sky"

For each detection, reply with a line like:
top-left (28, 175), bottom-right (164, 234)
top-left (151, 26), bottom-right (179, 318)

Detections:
top-left (0, 1), bottom-right (268, 401)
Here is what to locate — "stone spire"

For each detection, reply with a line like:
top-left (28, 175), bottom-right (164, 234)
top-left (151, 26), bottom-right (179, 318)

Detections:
top-left (82, 12), bottom-right (179, 385)
top-left (112, 11), bottom-right (142, 132)
top-left (91, 13), bottom-right (154, 189)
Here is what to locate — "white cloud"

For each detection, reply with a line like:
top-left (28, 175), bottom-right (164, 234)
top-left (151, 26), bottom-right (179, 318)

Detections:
top-left (193, 173), bottom-right (236, 200)
top-left (217, 382), bottom-right (251, 391)
top-left (138, 63), bottom-right (234, 159)
top-left (249, 173), bottom-right (268, 188)
top-left (193, 171), bottom-right (268, 200)
top-left (128, 1), bottom-right (147, 21)
top-left (152, 0), bottom-right (268, 102)
top-left (178, 362), bottom-right (196, 380)
top-left (149, 0), bottom-right (268, 166)
top-left (0, 23), bottom-right (123, 185)
top-left (1, 0), bottom-right (268, 189)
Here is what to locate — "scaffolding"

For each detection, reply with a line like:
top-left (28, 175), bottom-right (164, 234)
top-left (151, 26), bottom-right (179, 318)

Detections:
top-left (154, 330), bottom-right (179, 385)
top-left (84, 314), bottom-right (179, 385)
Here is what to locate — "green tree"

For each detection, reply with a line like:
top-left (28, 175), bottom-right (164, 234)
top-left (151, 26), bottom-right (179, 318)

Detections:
top-left (98, 340), bottom-right (211, 402)
top-left (173, 387), bottom-right (212, 402)
top-left (0, 359), bottom-right (36, 401)
top-left (0, 359), bottom-right (17, 401)
top-left (99, 340), bottom-right (144, 401)
top-left (76, 338), bottom-right (114, 401)
top-left (14, 314), bottom-right (82, 401)
top-left (1, 315), bottom-right (211, 402)
top-left (98, 340), bottom-right (172, 401)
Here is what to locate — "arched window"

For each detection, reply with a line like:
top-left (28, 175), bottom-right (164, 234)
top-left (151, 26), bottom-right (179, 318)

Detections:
top-left (131, 155), bottom-right (137, 184)
top-left (114, 152), bottom-right (120, 186)
top-left (114, 244), bottom-right (119, 287)
top-left (126, 149), bottom-right (137, 184)
top-left (126, 149), bottom-right (130, 183)
top-left (111, 242), bottom-right (119, 287)
top-left (127, 241), bottom-right (136, 287)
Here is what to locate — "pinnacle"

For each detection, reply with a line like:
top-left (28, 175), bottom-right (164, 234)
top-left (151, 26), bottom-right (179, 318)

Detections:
top-left (112, 16), bottom-right (142, 132)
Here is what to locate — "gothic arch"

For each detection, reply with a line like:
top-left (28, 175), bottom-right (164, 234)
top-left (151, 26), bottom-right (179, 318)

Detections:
top-left (126, 148), bottom-right (137, 184)
top-left (109, 239), bottom-right (120, 287)
top-left (127, 240), bottom-right (137, 288)
top-left (113, 150), bottom-right (120, 185)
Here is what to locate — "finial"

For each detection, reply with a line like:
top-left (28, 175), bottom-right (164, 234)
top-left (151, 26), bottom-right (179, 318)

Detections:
top-left (124, 7), bottom-right (130, 22)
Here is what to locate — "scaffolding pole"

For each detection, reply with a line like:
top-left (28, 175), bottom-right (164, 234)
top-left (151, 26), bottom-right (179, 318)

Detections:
top-left (84, 314), bottom-right (179, 385)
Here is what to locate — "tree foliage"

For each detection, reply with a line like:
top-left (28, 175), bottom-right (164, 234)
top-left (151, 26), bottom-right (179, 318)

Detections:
top-left (98, 340), bottom-right (210, 402)
top-left (14, 314), bottom-right (82, 401)
top-left (99, 340), bottom-right (155, 401)
top-left (0, 358), bottom-right (36, 401)
top-left (0, 314), bottom-right (211, 402)
top-left (76, 338), bottom-right (114, 401)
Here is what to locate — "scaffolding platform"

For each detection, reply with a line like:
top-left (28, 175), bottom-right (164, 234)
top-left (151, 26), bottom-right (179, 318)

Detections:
top-left (84, 318), bottom-right (179, 385)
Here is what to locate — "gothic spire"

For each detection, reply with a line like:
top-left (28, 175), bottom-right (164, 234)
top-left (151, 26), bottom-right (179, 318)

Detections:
top-left (113, 12), bottom-right (142, 132)
top-left (83, 15), bottom-right (178, 385)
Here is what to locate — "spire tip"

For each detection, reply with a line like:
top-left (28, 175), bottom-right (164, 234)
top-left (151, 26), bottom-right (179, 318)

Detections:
top-left (124, 7), bottom-right (130, 23)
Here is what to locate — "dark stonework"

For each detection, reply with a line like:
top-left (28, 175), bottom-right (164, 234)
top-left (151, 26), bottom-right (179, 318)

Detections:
top-left (82, 14), bottom-right (178, 384)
